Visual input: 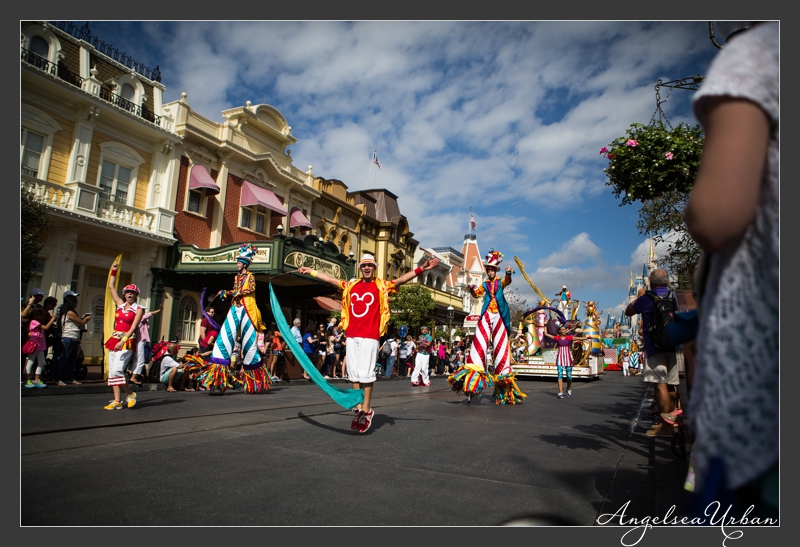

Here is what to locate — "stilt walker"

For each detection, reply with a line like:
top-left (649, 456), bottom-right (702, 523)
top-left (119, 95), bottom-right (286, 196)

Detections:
top-left (194, 243), bottom-right (271, 393)
top-left (448, 249), bottom-right (527, 404)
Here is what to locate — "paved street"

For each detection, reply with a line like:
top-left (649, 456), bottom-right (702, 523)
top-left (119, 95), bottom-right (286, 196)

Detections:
top-left (21, 371), bottom-right (688, 527)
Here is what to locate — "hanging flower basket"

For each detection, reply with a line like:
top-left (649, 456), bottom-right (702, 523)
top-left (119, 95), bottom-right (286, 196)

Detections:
top-left (601, 122), bottom-right (704, 204)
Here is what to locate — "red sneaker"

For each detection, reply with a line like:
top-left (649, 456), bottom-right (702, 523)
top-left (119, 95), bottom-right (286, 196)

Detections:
top-left (351, 408), bottom-right (362, 431)
top-left (358, 409), bottom-right (375, 433)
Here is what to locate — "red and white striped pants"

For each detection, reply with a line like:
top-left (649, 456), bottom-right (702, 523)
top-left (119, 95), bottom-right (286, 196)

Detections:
top-left (466, 311), bottom-right (511, 375)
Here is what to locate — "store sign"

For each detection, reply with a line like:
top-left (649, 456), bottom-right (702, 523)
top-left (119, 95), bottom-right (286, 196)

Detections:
top-left (463, 314), bottom-right (480, 328)
top-left (284, 252), bottom-right (347, 280)
top-left (181, 246), bottom-right (271, 264)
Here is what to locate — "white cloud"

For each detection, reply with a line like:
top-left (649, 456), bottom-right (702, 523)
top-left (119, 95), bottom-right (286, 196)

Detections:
top-left (86, 20), bottom-right (716, 316)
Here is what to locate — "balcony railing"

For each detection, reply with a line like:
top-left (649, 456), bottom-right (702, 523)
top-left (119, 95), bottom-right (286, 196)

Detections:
top-left (21, 174), bottom-right (175, 241)
top-left (21, 48), bottom-right (84, 87)
top-left (98, 87), bottom-right (161, 125)
top-left (22, 47), bottom-right (161, 127)
top-left (48, 21), bottom-right (162, 83)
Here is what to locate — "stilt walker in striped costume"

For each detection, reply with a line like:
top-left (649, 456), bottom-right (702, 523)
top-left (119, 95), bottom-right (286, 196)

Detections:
top-left (448, 249), bottom-right (527, 404)
top-left (194, 243), bottom-right (271, 394)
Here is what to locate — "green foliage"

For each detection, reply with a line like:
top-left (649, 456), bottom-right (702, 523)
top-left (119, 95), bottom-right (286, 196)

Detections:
top-left (637, 193), bottom-right (700, 290)
top-left (20, 189), bottom-right (49, 286)
top-left (389, 283), bottom-right (436, 331)
top-left (602, 122), bottom-right (705, 289)
top-left (602, 122), bottom-right (704, 205)
top-left (505, 288), bottom-right (527, 328)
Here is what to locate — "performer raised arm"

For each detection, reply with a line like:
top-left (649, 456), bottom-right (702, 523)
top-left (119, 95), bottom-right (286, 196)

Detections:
top-left (449, 249), bottom-right (527, 405)
top-left (543, 324), bottom-right (589, 399)
top-left (104, 261), bottom-right (144, 410)
top-left (197, 243), bottom-right (270, 394)
top-left (298, 253), bottom-right (439, 433)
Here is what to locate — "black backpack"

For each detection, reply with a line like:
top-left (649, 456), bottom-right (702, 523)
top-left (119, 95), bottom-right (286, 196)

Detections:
top-left (645, 290), bottom-right (675, 350)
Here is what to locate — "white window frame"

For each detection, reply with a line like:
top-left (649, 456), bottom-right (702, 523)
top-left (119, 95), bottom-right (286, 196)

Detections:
top-left (20, 104), bottom-right (61, 181)
top-left (21, 24), bottom-right (62, 67)
top-left (111, 74), bottom-right (145, 113)
top-left (239, 204), bottom-right (271, 236)
top-left (177, 295), bottom-right (198, 344)
top-left (95, 142), bottom-right (144, 207)
top-left (186, 188), bottom-right (204, 214)
top-left (182, 164), bottom-right (213, 218)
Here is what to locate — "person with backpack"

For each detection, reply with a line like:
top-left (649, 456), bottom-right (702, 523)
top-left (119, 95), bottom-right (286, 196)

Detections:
top-left (625, 269), bottom-right (678, 436)
top-left (379, 335), bottom-right (397, 379)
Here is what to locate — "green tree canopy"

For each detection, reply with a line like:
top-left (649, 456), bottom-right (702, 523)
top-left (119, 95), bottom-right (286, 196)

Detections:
top-left (21, 190), bottom-right (49, 288)
top-left (389, 283), bottom-right (435, 332)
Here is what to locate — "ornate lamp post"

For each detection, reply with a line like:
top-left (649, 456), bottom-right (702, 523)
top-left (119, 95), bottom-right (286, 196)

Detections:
top-left (447, 305), bottom-right (454, 345)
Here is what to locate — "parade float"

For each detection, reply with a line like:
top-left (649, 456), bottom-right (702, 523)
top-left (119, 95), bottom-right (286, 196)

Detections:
top-left (509, 257), bottom-right (604, 379)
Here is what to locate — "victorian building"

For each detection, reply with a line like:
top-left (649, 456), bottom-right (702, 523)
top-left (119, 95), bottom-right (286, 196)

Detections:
top-left (21, 21), bottom-right (182, 365)
top-left (154, 95), bottom-right (357, 344)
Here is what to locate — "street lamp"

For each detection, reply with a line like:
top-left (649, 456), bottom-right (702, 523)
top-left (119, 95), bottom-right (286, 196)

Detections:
top-left (447, 305), bottom-right (454, 345)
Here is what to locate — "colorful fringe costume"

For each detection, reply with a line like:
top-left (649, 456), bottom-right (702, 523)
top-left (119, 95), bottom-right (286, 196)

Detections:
top-left (492, 372), bottom-right (528, 405)
top-left (196, 244), bottom-right (270, 394)
top-left (447, 363), bottom-right (492, 399)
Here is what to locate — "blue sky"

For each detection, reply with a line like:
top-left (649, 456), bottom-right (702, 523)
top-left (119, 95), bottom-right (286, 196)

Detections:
top-left (81, 21), bottom-right (720, 322)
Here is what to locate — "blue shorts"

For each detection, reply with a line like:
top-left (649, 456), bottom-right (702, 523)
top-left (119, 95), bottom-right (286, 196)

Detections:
top-left (557, 364), bottom-right (572, 381)
top-left (160, 368), bottom-right (183, 384)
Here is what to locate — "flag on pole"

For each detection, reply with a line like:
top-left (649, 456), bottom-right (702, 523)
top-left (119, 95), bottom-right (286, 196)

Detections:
top-left (470, 213), bottom-right (477, 230)
top-left (372, 150), bottom-right (382, 170)
top-left (104, 254), bottom-right (123, 380)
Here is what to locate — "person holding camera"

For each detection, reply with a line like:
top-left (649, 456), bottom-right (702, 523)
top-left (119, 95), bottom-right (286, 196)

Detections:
top-left (51, 290), bottom-right (92, 386)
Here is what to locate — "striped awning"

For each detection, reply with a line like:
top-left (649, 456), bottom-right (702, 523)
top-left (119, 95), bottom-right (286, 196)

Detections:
top-left (188, 165), bottom-right (220, 195)
top-left (289, 207), bottom-right (313, 229)
top-left (241, 180), bottom-right (288, 216)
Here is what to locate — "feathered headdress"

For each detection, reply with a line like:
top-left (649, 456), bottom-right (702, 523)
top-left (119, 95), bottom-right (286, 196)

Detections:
top-left (237, 242), bottom-right (258, 265)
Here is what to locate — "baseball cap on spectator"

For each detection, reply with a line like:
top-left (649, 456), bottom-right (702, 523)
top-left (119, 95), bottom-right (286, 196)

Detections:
top-left (29, 288), bottom-right (45, 296)
top-left (63, 290), bottom-right (80, 298)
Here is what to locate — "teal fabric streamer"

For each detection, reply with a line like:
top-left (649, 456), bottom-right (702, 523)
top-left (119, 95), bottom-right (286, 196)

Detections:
top-left (269, 283), bottom-right (364, 410)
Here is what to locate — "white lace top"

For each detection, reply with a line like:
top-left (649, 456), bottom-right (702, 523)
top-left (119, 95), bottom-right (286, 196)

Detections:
top-left (690, 22), bottom-right (779, 492)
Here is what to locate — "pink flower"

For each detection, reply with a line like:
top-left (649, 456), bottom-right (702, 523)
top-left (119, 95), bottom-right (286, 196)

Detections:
top-left (599, 147), bottom-right (608, 155)
top-left (608, 153), bottom-right (617, 160)
top-left (664, 152), bottom-right (674, 160)
top-left (626, 139), bottom-right (638, 147)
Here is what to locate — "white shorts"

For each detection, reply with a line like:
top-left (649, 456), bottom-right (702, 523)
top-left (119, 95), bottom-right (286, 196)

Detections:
top-left (107, 349), bottom-right (133, 386)
top-left (344, 337), bottom-right (378, 384)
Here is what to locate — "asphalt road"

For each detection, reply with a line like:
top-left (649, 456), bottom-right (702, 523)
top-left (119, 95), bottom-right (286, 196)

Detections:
top-left (21, 371), bottom-right (687, 527)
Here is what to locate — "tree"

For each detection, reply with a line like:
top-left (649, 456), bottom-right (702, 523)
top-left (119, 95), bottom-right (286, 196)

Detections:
top-left (21, 189), bottom-right (49, 287)
top-left (505, 288), bottom-right (528, 330)
top-left (601, 122), bottom-right (705, 289)
top-left (389, 283), bottom-right (435, 332)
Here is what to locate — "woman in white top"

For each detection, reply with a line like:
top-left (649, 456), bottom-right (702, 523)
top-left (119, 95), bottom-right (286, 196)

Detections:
top-left (53, 291), bottom-right (92, 386)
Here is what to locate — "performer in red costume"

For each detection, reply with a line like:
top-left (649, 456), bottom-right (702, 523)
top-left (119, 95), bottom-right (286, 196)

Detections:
top-left (104, 261), bottom-right (144, 410)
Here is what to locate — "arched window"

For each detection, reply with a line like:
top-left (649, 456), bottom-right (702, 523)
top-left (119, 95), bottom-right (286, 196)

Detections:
top-left (120, 83), bottom-right (135, 101)
top-left (29, 35), bottom-right (49, 59)
top-left (177, 296), bottom-right (198, 343)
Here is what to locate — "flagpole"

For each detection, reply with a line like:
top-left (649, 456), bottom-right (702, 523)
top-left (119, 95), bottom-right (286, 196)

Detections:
top-left (372, 148), bottom-right (378, 188)
top-left (367, 149), bottom-right (375, 188)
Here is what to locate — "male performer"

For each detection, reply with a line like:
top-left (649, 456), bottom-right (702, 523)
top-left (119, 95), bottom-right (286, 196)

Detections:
top-left (201, 243), bottom-right (270, 393)
top-left (450, 249), bottom-right (526, 404)
top-left (298, 253), bottom-right (439, 433)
